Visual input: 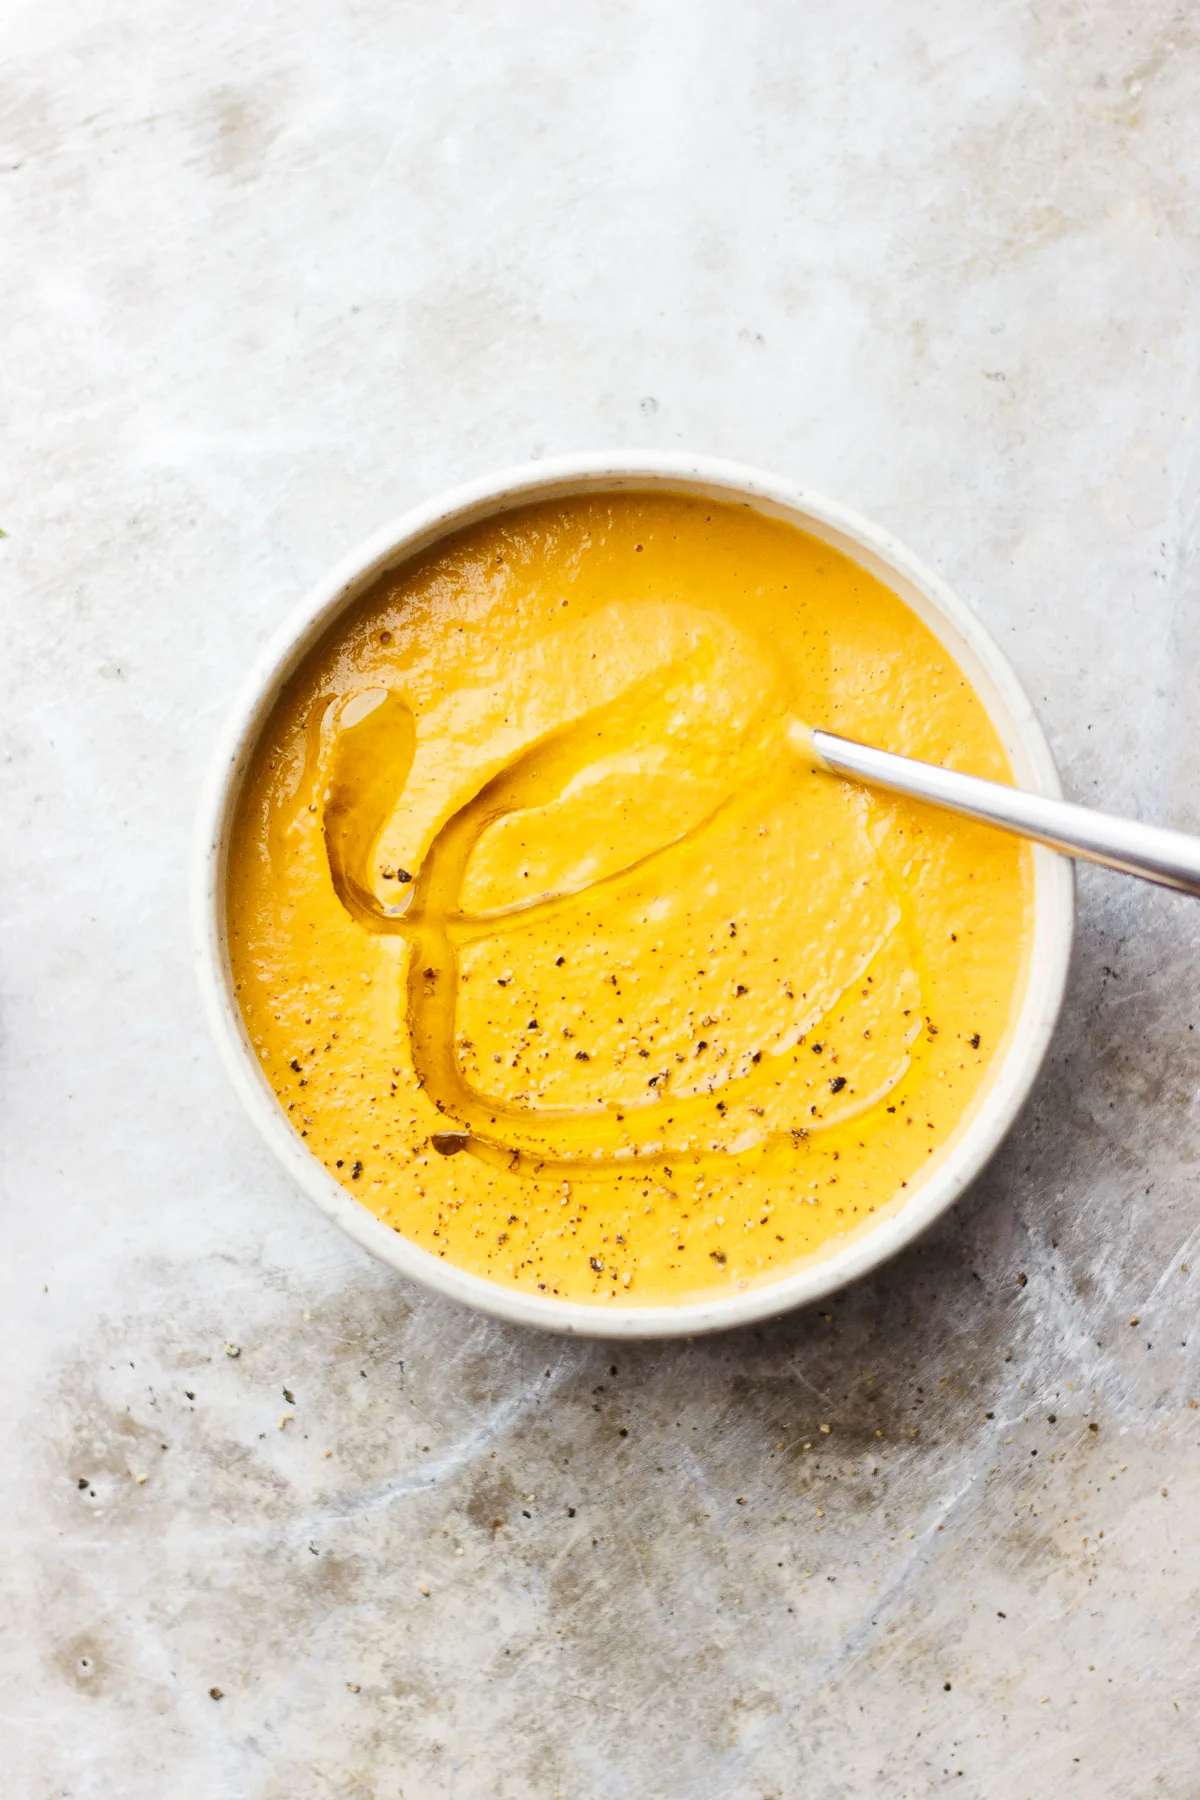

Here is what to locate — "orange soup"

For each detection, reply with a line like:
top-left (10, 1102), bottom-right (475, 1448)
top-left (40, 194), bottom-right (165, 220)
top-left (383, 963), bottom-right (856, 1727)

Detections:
top-left (227, 493), bottom-right (1031, 1305)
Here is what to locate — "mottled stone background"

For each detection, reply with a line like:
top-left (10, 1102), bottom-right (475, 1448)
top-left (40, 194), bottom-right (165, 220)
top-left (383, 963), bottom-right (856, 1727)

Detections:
top-left (2, 2), bottom-right (1198, 1795)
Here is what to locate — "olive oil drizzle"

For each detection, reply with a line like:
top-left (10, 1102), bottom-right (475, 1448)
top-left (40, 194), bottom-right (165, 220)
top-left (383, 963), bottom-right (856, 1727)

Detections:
top-left (312, 679), bottom-right (926, 1178)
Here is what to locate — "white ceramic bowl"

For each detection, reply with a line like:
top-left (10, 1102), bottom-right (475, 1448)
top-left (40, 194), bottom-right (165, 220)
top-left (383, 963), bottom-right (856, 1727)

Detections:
top-left (194, 452), bottom-right (1074, 1337)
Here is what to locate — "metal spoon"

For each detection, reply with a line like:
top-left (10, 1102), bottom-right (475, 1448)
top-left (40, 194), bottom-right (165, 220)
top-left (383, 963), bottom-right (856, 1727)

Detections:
top-left (786, 719), bottom-right (1200, 898)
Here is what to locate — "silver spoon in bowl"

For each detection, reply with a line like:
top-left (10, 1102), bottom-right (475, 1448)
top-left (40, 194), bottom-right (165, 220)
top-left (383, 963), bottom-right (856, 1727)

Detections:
top-left (786, 719), bottom-right (1200, 897)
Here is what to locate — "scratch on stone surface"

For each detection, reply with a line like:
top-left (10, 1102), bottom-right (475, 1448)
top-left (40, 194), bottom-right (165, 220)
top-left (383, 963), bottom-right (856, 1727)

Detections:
top-left (823, 1472), bottom-right (979, 1675)
top-left (283, 1383), bottom-right (539, 1545)
top-left (1006, 1208), bottom-right (1145, 1413)
top-left (1142, 1223), bottom-right (1200, 1309)
top-left (787, 1363), bottom-right (834, 1408)
top-left (701, 1467), bottom-right (984, 1789)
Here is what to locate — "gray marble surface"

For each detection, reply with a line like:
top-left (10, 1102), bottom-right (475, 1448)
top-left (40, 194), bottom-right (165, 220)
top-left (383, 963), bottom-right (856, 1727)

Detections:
top-left (3, 2), bottom-right (1198, 1795)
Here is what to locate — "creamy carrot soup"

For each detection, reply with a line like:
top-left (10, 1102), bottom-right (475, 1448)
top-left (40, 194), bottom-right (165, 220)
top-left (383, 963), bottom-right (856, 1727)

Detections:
top-left (227, 494), bottom-right (1031, 1305)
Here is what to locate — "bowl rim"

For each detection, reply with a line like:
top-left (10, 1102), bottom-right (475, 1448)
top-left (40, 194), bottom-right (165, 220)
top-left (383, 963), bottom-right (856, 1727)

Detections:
top-left (193, 450), bottom-right (1074, 1338)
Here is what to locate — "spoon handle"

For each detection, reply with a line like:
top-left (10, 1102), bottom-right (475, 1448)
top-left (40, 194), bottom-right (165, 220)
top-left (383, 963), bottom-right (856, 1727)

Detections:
top-left (807, 727), bottom-right (1200, 898)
